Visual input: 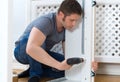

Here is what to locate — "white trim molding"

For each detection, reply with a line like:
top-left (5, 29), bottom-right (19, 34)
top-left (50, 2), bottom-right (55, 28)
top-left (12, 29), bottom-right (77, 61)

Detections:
top-left (0, 0), bottom-right (13, 82)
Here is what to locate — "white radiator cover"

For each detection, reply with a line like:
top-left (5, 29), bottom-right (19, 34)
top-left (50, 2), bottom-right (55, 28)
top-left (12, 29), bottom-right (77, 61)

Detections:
top-left (13, 0), bottom-right (120, 76)
top-left (94, 0), bottom-right (120, 75)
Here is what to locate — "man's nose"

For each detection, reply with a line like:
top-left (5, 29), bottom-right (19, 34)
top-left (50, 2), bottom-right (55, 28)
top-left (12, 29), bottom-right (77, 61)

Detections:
top-left (72, 21), bottom-right (76, 26)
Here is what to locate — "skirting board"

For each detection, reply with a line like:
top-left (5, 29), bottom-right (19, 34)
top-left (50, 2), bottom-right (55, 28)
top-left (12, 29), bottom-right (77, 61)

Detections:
top-left (96, 63), bottom-right (120, 75)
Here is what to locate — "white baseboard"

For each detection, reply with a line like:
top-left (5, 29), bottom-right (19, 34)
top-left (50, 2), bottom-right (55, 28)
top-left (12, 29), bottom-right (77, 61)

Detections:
top-left (96, 63), bottom-right (120, 75)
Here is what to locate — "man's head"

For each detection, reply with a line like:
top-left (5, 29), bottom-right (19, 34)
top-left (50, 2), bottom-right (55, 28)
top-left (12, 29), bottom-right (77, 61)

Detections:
top-left (58, 0), bottom-right (82, 16)
top-left (57, 0), bottom-right (83, 30)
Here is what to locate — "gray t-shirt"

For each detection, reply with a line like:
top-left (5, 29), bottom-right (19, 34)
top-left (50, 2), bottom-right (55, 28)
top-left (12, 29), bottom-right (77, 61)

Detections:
top-left (15, 13), bottom-right (65, 51)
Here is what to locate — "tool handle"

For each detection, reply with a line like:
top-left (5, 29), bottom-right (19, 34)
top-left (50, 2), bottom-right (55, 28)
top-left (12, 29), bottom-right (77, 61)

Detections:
top-left (67, 57), bottom-right (84, 65)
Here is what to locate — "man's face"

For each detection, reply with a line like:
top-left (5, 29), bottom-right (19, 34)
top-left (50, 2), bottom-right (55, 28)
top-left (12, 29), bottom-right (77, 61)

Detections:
top-left (61, 13), bottom-right (81, 30)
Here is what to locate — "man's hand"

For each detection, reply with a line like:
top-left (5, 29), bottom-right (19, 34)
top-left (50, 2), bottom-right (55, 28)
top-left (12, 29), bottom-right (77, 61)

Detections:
top-left (92, 61), bottom-right (98, 71)
top-left (57, 58), bottom-right (84, 70)
top-left (57, 59), bottom-right (98, 72)
top-left (57, 59), bottom-right (72, 71)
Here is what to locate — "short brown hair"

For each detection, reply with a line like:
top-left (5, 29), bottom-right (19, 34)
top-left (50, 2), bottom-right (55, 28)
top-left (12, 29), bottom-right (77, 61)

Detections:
top-left (58, 0), bottom-right (83, 16)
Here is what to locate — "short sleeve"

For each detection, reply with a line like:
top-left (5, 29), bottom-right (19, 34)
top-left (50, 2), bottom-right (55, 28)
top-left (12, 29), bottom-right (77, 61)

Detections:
top-left (33, 17), bottom-right (52, 36)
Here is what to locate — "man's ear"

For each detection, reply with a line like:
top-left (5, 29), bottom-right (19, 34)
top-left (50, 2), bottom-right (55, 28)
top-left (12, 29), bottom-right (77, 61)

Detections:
top-left (58, 11), bottom-right (64, 18)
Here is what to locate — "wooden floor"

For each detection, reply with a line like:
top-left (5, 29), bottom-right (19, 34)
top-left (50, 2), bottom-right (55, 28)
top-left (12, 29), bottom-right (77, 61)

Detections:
top-left (13, 69), bottom-right (53, 82)
top-left (95, 74), bottom-right (120, 82)
top-left (13, 69), bottom-right (120, 82)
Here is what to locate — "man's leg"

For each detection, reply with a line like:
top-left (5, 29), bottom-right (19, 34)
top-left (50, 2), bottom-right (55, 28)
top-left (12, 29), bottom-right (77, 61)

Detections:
top-left (28, 56), bottom-right (43, 78)
top-left (14, 38), bottom-right (43, 82)
top-left (27, 55), bottom-right (43, 82)
top-left (14, 39), bottom-right (65, 81)
top-left (14, 38), bottom-right (30, 78)
top-left (27, 51), bottom-right (65, 82)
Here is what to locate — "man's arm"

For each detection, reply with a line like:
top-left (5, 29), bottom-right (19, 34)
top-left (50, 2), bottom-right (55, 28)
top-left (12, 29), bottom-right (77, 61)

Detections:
top-left (26, 27), bottom-right (71, 70)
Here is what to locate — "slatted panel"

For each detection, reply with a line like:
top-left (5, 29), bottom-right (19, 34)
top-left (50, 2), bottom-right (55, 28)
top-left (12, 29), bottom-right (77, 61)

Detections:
top-left (95, 0), bottom-right (120, 63)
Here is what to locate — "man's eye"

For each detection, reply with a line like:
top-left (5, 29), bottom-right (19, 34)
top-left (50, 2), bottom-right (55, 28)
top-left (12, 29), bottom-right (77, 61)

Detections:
top-left (70, 20), bottom-right (74, 22)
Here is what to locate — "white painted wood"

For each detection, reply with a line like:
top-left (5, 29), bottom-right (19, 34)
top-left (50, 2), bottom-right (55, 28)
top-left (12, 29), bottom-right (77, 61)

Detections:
top-left (94, 0), bottom-right (120, 75)
top-left (0, 0), bottom-right (13, 82)
top-left (97, 63), bottom-right (120, 75)
top-left (92, 0), bottom-right (96, 82)
top-left (95, 0), bottom-right (120, 63)
top-left (96, 0), bottom-right (120, 4)
top-left (95, 56), bottom-right (120, 63)
top-left (13, 0), bottom-right (120, 76)
top-left (65, 0), bottom-right (93, 82)
top-left (30, 0), bottom-right (63, 21)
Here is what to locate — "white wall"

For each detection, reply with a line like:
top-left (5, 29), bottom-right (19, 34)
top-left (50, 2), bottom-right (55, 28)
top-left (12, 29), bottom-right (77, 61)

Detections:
top-left (0, 0), bottom-right (28, 81)
top-left (13, 0), bottom-right (28, 47)
top-left (0, 0), bottom-right (13, 82)
top-left (12, 0), bottom-right (29, 69)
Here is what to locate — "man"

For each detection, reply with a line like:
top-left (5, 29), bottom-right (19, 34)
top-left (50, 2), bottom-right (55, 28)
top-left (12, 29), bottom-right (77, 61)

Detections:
top-left (14, 0), bottom-right (98, 82)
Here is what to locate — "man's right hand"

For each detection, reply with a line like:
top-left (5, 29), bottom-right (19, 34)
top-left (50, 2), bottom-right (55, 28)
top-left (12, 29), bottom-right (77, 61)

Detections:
top-left (57, 58), bottom-right (84, 71)
top-left (57, 59), bottom-right (72, 71)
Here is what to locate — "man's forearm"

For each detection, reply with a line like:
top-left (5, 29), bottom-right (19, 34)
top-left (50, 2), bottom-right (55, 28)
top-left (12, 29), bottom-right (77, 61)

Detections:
top-left (26, 45), bottom-right (61, 69)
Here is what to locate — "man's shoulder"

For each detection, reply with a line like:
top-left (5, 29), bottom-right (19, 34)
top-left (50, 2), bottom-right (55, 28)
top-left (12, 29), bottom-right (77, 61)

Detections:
top-left (40, 12), bottom-right (56, 19)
